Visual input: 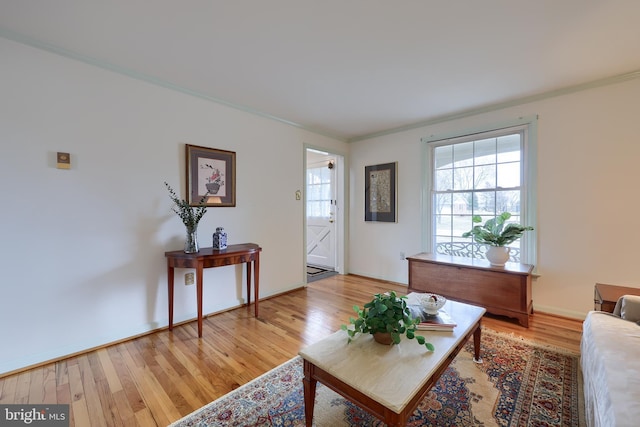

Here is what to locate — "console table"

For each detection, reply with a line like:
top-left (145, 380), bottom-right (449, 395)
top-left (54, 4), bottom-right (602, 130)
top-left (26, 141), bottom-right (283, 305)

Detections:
top-left (407, 253), bottom-right (533, 327)
top-left (165, 243), bottom-right (262, 337)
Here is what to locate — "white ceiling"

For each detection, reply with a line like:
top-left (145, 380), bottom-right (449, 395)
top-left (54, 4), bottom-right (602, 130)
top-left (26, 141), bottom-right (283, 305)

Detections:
top-left (2, 1), bottom-right (640, 141)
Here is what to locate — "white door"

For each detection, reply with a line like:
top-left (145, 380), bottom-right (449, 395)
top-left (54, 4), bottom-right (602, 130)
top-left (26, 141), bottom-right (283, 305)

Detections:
top-left (306, 157), bottom-right (336, 269)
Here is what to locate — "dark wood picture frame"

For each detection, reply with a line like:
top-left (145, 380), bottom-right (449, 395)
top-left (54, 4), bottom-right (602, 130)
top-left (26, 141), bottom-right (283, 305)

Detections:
top-left (186, 144), bottom-right (236, 207)
top-left (364, 161), bottom-right (397, 222)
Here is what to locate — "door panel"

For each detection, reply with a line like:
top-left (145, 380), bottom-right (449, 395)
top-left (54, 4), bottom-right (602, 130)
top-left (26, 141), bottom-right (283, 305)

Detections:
top-left (306, 158), bottom-right (336, 269)
top-left (307, 217), bottom-right (334, 267)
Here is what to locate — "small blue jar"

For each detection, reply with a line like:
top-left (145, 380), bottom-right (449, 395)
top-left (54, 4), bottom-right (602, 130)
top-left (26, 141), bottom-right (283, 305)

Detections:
top-left (212, 227), bottom-right (228, 250)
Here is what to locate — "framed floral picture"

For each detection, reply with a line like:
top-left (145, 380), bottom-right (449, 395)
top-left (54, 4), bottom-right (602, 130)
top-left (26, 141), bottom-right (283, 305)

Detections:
top-left (185, 144), bottom-right (236, 207)
top-left (364, 161), bottom-right (397, 222)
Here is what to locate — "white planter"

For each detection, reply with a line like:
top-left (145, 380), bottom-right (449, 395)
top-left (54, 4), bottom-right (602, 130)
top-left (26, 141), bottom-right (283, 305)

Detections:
top-left (486, 246), bottom-right (510, 267)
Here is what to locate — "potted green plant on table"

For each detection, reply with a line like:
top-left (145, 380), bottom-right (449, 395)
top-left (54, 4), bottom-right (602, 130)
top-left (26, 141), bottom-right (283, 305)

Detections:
top-left (165, 182), bottom-right (208, 253)
top-left (462, 212), bottom-right (534, 266)
top-left (341, 291), bottom-right (435, 351)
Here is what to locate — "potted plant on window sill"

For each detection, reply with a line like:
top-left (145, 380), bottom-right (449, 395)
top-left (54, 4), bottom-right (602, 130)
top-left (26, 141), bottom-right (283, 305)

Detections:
top-left (341, 291), bottom-right (435, 351)
top-left (462, 212), bottom-right (534, 267)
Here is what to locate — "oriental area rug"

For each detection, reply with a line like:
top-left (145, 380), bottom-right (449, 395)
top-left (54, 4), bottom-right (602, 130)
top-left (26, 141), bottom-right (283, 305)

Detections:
top-left (169, 329), bottom-right (583, 427)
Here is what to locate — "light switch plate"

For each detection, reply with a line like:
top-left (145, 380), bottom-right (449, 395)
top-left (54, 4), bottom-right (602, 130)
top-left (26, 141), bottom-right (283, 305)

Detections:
top-left (57, 152), bottom-right (71, 169)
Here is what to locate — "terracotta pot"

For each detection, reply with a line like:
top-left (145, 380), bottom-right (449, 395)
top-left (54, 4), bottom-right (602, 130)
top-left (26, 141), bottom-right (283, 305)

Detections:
top-left (373, 332), bottom-right (394, 345)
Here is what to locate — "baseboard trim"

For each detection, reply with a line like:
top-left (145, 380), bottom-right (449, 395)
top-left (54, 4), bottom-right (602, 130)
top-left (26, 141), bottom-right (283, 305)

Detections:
top-left (533, 304), bottom-right (586, 321)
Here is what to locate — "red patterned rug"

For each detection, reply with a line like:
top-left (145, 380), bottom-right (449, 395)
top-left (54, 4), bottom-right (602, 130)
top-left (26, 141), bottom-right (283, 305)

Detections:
top-left (169, 328), bottom-right (583, 426)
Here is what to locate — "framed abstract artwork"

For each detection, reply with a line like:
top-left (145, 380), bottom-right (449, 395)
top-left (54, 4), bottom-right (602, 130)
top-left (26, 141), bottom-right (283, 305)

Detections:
top-left (185, 144), bottom-right (236, 207)
top-left (364, 161), bottom-right (397, 222)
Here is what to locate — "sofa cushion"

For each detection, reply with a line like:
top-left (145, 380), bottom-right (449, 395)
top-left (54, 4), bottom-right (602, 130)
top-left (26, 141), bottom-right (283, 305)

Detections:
top-left (612, 294), bottom-right (640, 322)
top-left (581, 311), bottom-right (640, 427)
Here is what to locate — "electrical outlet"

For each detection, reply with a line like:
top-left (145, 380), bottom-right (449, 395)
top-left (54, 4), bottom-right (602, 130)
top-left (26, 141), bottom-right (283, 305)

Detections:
top-left (185, 272), bottom-right (194, 285)
top-left (400, 252), bottom-right (406, 260)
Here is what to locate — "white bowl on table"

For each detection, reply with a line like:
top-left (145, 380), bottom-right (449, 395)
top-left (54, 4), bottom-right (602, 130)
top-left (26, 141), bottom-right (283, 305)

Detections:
top-left (419, 293), bottom-right (446, 315)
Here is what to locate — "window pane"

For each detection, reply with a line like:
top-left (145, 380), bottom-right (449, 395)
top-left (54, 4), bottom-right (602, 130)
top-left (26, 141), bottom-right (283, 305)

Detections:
top-left (453, 166), bottom-right (474, 191)
top-left (435, 145), bottom-right (453, 169)
top-left (474, 164), bottom-right (496, 189)
top-left (435, 168), bottom-right (453, 191)
top-left (497, 162), bottom-right (520, 188)
top-left (474, 138), bottom-right (496, 166)
top-left (496, 190), bottom-right (520, 214)
top-left (307, 201), bottom-right (319, 216)
top-left (497, 134), bottom-right (521, 163)
top-left (476, 191), bottom-right (496, 214)
top-left (452, 215), bottom-right (469, 240)
top-left (307, 166), bottom-right (332, 218)
top-left (434, 193), bottom-right (452, 215)
top-left (454, 192), bottom-right (472, 213)
top-left (434, 214), bottom-right (452, 237)
top-left (308, 185), bottom-right (320, 200)
top-left (320, 185), bottom-right (330, 199)
top-left (453, 142), bottom-right (474, 167)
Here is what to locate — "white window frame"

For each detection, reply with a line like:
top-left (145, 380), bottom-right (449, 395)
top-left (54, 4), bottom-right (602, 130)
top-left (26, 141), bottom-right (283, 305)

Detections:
top-left (421, 116), bottom-right (538, 266)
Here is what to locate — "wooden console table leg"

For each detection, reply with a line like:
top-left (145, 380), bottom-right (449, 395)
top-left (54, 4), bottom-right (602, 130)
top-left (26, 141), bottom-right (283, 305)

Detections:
top-left (168, 264), bottom-right (174, 330)
top-left (254, 254), bottom-right (260, 317)
top-left (196, 261), bottom-right (204, 338)
top-left (246, 261), bottom-right (252, 309)
top-left (303, 360), bottom-right (317, 427)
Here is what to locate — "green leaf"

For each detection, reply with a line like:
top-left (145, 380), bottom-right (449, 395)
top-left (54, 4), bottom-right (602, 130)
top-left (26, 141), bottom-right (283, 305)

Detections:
top-left (391, 332), bottom-right (401, 344)
top-left (462, 212), bottom-right (533, 246)
top-left (425, 342), bottom-right (435, 352)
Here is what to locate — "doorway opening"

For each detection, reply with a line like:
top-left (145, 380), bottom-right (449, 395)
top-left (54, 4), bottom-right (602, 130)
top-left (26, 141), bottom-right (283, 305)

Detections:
top-left (305, 147), bottom-right (344, 282)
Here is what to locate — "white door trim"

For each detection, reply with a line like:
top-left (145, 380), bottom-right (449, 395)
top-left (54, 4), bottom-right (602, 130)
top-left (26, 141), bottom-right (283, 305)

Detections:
top-left (304, 147), bottom-right (346, 277)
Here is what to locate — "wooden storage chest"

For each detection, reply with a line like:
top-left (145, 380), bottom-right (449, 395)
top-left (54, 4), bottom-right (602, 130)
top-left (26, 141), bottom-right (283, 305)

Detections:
top-left (407, 253), bottom-right (534, 327)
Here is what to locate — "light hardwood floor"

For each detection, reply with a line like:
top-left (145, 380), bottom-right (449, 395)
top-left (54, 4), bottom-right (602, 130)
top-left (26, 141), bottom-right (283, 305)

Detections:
top-left (0, 274), bottom-right (583, 426)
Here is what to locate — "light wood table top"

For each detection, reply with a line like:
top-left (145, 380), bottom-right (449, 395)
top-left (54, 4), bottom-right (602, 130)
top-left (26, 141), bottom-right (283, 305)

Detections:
top-left (299, 296), bottom-right (486, 426)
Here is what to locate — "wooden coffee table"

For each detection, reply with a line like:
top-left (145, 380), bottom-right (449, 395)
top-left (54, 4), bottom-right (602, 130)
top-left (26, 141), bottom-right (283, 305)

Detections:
top-left (299, 296), bottom-right (486, 427)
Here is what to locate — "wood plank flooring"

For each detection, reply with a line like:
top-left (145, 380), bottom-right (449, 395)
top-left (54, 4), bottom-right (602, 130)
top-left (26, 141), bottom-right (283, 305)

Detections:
top-left (0, 274), bottom-right (583, 426)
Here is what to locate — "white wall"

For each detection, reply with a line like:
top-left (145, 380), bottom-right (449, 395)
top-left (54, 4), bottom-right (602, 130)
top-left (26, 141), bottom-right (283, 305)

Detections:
top-left (4, 33), bottom-right (639, 375)
top-left (0, 38), bottom-right (347, 375)
top-left (349, 77), bottom-right (640, 319)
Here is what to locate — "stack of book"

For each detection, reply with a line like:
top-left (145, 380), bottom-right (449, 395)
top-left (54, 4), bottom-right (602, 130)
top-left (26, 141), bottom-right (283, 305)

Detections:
top-left (407, 304), bottom-right (457, 331)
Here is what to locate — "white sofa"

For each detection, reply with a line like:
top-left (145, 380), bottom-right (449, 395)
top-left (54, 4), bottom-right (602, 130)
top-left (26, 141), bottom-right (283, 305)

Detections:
top-left (581, 295), bottom-right (640, 427)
